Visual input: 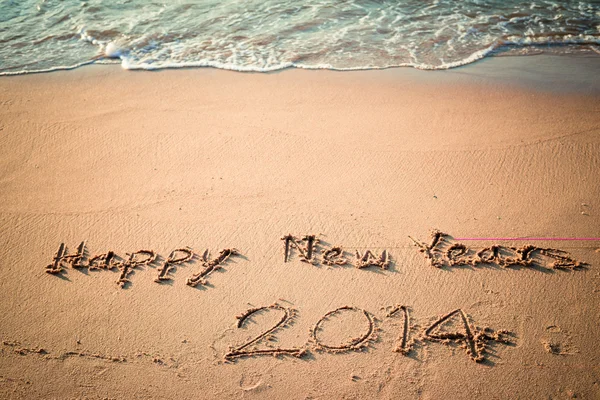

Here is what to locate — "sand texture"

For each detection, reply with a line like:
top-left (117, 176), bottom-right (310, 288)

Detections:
top-left (0, 55), bottom-right (599, 399)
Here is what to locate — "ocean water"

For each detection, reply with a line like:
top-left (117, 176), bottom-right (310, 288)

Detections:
top-left (0, 0), bottom-right (598, 75)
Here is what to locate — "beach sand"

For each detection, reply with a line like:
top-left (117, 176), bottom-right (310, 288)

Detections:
top-left (0, 55), bottom-right (599, 399)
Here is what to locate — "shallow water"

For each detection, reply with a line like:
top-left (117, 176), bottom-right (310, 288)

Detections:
top-left (0, 0), bottom-right (598, 75)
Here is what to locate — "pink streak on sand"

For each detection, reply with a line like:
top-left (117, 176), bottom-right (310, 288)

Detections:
top-left (453, 238), bottom-right (600, 241)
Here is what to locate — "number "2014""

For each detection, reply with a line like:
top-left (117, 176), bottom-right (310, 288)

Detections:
top-left (225, 304), bottom-right (510, 363)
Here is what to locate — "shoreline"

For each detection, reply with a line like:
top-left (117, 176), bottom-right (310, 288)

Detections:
top-left (0, 53), bottom-right (599, 399)
top-left (1, 53), bottom-right (600, 94)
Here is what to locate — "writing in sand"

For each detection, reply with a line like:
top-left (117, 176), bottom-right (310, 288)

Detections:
top-left (45, 230), bottom-right (586, 287)
top-left (40, 230), bottom-right (590, 364)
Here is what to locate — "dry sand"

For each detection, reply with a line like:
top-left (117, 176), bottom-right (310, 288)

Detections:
top-left (0, 55), bottom-right (599, 399)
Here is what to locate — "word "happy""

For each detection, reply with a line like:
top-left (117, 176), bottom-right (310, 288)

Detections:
top-left (45, 242), bottom-right (238, 288)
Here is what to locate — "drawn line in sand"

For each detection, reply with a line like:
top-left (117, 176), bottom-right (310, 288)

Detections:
top-left (410, 230), bottom-right (586, 270)
top-left (45, 241), bottom-right (86, 274)
top-left (2, 340), bottom-right (178, 367)
top-left (186, 248), bottom-right (238, 287)
top-left (2, 341), bottom-right (47, 356)
top-left (88, 251), bottom-right (117, 270)
top-left (46, 243), bottom-right (239, 288)
top-left (386, 305), bottom-right (414, 355)
top-left (116, 250), bottom-right (157, 288)
top-left (423, 309), bottom-right (510, 363)
top-left (155, 247), bottom-right (194, 283)
top-left (57, 351), bottom-right (127, 363)
top-left (355, 249), bottom-right (389, 270)
top-left (322, 247), bottom-right (348, 266)
top-left (282, 233), bottom-right (388, 269)
top-left (310, 306), bottom-right (377, 353)
top-left (282, 234), bottom-right (318, 264)
top-left (224, 304), bottom-right (306, 360)
top-left (2, 340), bottom-right (123, 362)
top-left (223, 305), bottom-right (513, 362)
